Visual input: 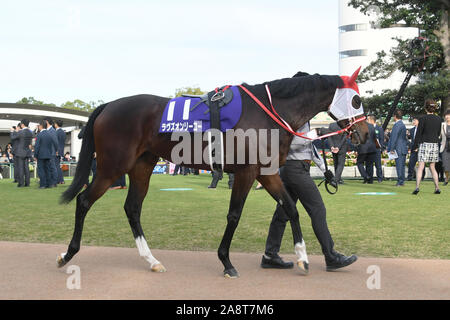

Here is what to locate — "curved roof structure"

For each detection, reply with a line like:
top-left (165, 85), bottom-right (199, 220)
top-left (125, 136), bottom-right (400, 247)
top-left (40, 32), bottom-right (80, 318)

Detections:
top-left (0, 103), bottom-right (90, 131)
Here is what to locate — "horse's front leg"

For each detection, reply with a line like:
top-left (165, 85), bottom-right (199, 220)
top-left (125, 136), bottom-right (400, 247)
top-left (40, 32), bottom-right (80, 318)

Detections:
top-left (257, 173), bottom-right (309, 274)
top-left (218, 169), bottom-right (257, 278)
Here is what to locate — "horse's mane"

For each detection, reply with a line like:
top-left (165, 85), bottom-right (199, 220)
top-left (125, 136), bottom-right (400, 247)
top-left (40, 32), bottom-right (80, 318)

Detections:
top-left (246, 72), bottom-right (344, 99)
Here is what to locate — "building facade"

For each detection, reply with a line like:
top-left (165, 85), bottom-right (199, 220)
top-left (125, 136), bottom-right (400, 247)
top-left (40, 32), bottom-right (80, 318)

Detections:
top-left (339, 0), bottom-right (419, 96)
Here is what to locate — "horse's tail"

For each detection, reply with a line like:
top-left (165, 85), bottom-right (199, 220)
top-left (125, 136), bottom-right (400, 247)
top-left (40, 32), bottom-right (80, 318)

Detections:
top-left (60, 103), bottom-right (108, 204)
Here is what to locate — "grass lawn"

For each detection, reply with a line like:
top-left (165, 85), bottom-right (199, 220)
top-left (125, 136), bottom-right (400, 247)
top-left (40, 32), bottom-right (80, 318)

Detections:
top-left (0, 174), bottom-right (448, 259)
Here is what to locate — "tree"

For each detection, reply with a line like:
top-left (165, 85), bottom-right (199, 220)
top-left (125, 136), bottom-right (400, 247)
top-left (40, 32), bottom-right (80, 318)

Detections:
top-left (362, 69), bottom-right (450, 118)
top-left (349, 0), bottom-right (450, 115)
top-left (16, 97), bottom-right (56, 107)
top-left (16, 97), bottom-right (104, 112)
top-left (60, 99), bottom-right (104, 112)
top-left (173, 86), bottom-right (205, 98)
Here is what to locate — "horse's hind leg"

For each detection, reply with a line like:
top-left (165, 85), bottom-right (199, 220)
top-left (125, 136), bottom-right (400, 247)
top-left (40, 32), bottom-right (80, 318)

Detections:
top-left (257, 173), bottom-right (309, 274)
top-left (57, 176), bottom-right (114, 267)
top-left (124, 153), bottom-right (165, 272)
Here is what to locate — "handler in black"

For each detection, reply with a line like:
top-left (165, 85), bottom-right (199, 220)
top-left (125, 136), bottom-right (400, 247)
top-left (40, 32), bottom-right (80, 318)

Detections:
top-left (261, 122), bottom-right (357, 271)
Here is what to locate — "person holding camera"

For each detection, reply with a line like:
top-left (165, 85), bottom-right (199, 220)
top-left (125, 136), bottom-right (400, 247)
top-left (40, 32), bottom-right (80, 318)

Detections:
top-left (10, 119), bottom-right (33, 187)
top-left (10, 123), bottom-right (22, 183)
top-left (261, 121), bottom-right (357, 272)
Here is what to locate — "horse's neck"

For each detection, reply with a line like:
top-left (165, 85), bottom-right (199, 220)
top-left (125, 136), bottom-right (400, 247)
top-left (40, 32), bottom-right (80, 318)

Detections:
top-left (278, 89), bottom-right (335, 131)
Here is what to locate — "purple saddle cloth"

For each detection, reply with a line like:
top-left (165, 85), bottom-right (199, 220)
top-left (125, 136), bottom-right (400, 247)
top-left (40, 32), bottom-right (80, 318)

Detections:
top-left (159, 86), bottom-right (242, 133)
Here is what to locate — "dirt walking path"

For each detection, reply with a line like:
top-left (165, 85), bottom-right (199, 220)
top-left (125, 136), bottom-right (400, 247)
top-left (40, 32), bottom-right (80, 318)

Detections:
top-left (0, 241), bottom-right (448, 300)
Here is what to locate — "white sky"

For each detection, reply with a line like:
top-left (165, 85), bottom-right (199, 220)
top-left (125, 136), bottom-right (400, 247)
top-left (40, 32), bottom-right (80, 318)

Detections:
top-left (0, 0), bottom-right (339, 105)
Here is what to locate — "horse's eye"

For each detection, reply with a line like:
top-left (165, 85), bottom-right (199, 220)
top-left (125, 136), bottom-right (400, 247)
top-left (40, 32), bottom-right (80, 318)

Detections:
top-left (352, 95), bottom-right (362, 109)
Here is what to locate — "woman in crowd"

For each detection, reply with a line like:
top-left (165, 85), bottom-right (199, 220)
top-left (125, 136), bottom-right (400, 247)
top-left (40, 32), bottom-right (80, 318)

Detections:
top-left (412, 99), bottom-right (443, 195)
top-left (441, 109), bottom-right (450, 186)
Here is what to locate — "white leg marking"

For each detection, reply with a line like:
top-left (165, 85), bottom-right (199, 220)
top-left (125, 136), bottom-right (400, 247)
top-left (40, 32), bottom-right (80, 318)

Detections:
top-left (295, 240), bottom-right (309, 263)
top-left (135, 236), bottom-right (161, 269)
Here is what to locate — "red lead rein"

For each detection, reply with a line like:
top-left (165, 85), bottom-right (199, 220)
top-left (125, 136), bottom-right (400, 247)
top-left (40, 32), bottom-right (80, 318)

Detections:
top-left (238, 84), bottom-right (366, 140)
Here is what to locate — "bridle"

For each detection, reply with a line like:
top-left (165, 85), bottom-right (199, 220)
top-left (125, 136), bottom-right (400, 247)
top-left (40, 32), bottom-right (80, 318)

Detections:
top-left (238, 84), bottom-right (366, 141)
top-left (239, 83), bottom-right (366, 195)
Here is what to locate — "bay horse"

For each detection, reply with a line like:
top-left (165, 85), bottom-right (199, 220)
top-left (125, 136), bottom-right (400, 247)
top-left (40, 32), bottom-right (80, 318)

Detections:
top-left (58, 69), bottom-right (368, 278)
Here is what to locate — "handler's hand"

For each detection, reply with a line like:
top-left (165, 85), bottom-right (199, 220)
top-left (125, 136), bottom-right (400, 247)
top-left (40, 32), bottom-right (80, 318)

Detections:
top-left (324, 170), bottom-right (337, 188)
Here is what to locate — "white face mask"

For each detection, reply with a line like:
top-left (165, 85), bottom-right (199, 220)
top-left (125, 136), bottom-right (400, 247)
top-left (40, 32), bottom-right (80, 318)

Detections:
top-left (328, 66), bottom-right (364, 122)
top-left (329, 87), bottom-right (364, 121)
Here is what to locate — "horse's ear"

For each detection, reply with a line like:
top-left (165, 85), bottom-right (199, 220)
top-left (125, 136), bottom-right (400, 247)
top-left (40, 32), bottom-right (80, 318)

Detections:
top-left (349, 66), bottom-right (361, 84)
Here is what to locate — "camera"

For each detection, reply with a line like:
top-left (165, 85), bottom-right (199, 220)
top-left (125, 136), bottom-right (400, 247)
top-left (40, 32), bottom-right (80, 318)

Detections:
top-left (409, 37), bottom-right (424, 50)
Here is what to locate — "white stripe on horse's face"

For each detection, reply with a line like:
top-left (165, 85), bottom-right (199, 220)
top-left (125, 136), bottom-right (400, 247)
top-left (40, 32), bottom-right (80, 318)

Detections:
top-left (135, 236), bottom-right (160, 268)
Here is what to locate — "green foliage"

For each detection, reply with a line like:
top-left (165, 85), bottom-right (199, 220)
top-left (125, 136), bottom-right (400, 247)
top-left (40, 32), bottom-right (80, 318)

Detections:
top-left (173, 86), bottom-right (205, 98)
top-left (349, 0), bottom-right (448, 75)
top-left (349, 0), bottom-right (450, 116)
top-left (60, 99), bottom-right (104, 112)
top-left (362, 70), bottom-right (450, 117)
top-left (16, 96), bottom-right (104, 112)
top-left (16, 97), bottom-right (56, 107)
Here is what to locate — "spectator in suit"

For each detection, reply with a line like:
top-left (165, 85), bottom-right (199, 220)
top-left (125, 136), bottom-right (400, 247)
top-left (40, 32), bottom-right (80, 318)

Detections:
top-left (43, 117), bottom-right (58, 187)
top-left (35, 120), bottom-right (59, 188)
top-left (367, 115), bottom-right (384, 183)
top-left (327, 121), bottom-right (348, 185)
top-left (172, 164), bottom-right (183, 175)
top-left (10, 122), bottom-right (21, 183)
top-left (412, 100), bottom-right (443, 195)
top-left (10, 119), bottom-right (33, 187)
top-left (356, 121), bottom-right (377, 184)
top-left (407, 116), bottom-right (421, 181)
top-left (387, 110), bottom-right (409, 186)
top-left (54, 120), bottom-right (66, 184)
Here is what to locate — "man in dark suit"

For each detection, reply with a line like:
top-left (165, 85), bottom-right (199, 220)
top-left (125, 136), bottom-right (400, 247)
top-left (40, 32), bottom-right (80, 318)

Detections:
top-left (54, 120), bottom-right (66, 184)
top-left (387, 110), bottom-right (409, 186)
top-left (44, 118), bottom-right (58, 187)
top-left (35, 120), bottom-right (59, 188)
top-left (10, 122), bottom-right (21, 183)
top-left (367, 115), bottom-right (384, 183)
top-left (10, 119), bottom-right (33, 187)
top-left (356, 121), bottom-right (377, 183)
top-left (407, 116), bottom-right (420, 181)
top-left (327, 121), bottom-right (348, 184)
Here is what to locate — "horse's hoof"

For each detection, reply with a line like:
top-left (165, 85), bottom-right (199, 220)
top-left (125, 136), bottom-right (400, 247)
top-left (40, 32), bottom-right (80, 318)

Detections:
top-left (151, 263), bottom-right (166, 273)
top-left (296, 260), bottom-right (309, 275)
top-left (224, 268), bottom-right (239, 278)
top-left (56, 254), bottom-right (67, 268)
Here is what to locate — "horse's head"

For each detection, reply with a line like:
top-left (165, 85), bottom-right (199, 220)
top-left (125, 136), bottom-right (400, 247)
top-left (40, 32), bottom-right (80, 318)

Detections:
top-left (328, 67), bottom-right (368, 146)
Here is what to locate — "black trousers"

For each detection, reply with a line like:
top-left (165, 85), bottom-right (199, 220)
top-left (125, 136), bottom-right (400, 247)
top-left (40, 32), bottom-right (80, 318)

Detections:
top-left (13, 156), bottom-right (19, 182)
top-left (357, 152), bottom-right (376, 182)
top-left (16, 156), bottom-right (30, 186)
top-left (332, 152), bottom-right (346, 181)
top-left (374, 149), bottom-right (383, 181)
top-left (55, 156), bottom-right (64, 184)
top-left (209, 170), bottom-right (234, 188)
top-left (265, 161), bottom-right (335, 258)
